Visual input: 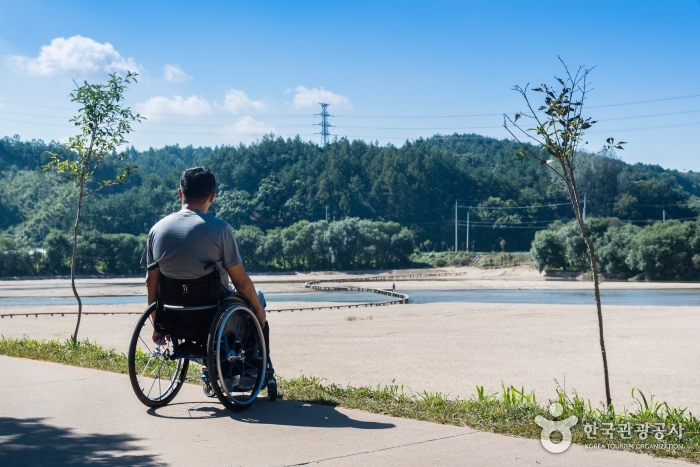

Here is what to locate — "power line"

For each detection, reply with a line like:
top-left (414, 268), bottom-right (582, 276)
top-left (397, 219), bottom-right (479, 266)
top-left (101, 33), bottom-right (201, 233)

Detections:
top-left (3, 92), bottom-right (699, 119)
top-left (331, 94), bottom-right (700, 118)
top-left (601, 109), bottom-right (700, 122)
top-left (588, 121), bottom-right (700, 134)
top-left (457, 202), bottom-right (571, 210)
top-left (0, 110), bottom-right (313, 123)
top-left (588, 94), bottom-right (700, 109)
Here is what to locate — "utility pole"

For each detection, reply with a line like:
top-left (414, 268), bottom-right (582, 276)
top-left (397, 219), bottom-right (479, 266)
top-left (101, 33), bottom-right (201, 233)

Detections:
top-left (583, 194), bottom-right (587, 221)
top-left (466, 211), bottom-right (470, 253)
top-left (455, 200), bottom-right (458, 252)
top-left (314, 103), bottom-right (333, 145)
top-left (663, 209), bottom-right (666, 223)
top-left (325, 205), bottom-right (328, 222)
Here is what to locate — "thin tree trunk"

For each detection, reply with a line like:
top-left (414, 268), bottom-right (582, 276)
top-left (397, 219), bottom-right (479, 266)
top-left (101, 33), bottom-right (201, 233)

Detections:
top-left (583, 236), bottom-right (611, 408)
top-left (566, 165), bottom-right (612, 409)
top-left (70, 179), bottom-right (86, 343)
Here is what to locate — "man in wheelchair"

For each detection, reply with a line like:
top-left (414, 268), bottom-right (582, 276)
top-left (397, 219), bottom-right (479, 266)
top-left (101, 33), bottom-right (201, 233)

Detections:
top-left (140, 166), bottom-right (275, 393)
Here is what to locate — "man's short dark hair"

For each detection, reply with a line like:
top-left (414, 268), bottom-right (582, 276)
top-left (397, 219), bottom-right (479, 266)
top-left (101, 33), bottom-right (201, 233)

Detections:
top-left (180, 167), bottom-right (216, 201)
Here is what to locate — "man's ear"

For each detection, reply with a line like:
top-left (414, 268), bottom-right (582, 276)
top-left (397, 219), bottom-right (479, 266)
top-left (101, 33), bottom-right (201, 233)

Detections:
top-left (177, 188), bottom-right (184, 201)
top-left (209, 191), bottom-right (216, 203)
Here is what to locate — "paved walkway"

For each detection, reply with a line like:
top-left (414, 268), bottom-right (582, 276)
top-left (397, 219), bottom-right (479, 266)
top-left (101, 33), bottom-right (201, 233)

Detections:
top-left (0, 356), bottom-right (689, 466)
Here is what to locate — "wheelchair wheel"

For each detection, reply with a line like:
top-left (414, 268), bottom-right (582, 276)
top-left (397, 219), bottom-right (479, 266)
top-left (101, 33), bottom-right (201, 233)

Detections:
top-left (128, 303), bottom-right (189, 408)
top-left (207, 302), bottom-right (266, 412)
top-left (267, 375), bottom-right (278, 401)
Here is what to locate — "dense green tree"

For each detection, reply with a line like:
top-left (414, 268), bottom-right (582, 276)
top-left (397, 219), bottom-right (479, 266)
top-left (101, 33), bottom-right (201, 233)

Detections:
top-left (43, 230), bottom-right (72, 275)
top-left (232, 225), bottom-right (265, 271)
top-left (2, 128), bottom-right (700, 275)
top-left (597, 223), bottom-right (640, 276)
top-left (530, 230), bottom-right (568, 272)
top-left (626, 220), bottom-right (697, 280)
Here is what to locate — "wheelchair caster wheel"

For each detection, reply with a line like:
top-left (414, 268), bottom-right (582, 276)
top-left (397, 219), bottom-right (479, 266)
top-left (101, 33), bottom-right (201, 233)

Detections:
top-left (203, 382), bottom-right (215, 398)
top-left (201, 370), bottom-right (216, 398)
top-left (267, 375), bottom-right (277, 401)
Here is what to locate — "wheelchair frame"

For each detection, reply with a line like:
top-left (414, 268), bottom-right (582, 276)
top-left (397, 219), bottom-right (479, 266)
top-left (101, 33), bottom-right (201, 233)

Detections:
top-left (127, 295), bottom-right (276, 412)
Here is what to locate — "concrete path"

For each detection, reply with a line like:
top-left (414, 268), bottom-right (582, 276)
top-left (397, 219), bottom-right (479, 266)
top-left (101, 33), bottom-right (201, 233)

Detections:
top-left (0, 356), bottom-right (689, 466)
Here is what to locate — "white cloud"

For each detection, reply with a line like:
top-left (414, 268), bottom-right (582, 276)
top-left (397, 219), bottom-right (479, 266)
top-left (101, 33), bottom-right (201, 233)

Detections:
top-left (291, 86), bottom-right (351, 109)
top-left (163, 64), bottom-right (191, 83)
top-left (222, 116), bottom-right (276, 137)
top-left (134, 95), bottom-right (211, 119)
top-left (222, 89), bottom-right (267, 113)
top-left (6, 35), bottom-right (139, 75)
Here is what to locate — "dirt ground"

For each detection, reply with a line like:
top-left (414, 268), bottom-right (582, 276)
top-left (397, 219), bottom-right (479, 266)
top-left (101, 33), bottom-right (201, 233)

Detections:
top-left (1, 267), bottom-right (698, 413)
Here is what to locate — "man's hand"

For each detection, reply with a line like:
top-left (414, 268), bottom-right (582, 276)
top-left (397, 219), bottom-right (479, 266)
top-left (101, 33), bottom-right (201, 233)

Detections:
top-left (227, 263), bottom-right (266, 326)
top-left (152, 330), bottom-right (168, 346)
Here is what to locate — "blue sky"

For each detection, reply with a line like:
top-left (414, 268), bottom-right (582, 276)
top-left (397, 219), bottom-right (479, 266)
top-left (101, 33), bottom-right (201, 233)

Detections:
top-left (1, 0), bottom-right (699, 170)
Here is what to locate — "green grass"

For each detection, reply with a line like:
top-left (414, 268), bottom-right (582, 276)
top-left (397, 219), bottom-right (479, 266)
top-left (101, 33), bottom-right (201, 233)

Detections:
top-left (1, 337), bottom-right (698, 462)
top-left (345, 315), bottom-right (373, 321)
top-left (411, 251), bottom-right (532, 269)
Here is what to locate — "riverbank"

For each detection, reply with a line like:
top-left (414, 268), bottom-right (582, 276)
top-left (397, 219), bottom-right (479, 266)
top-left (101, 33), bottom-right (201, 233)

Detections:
top-left (2, 300), bottom-right (697, 414)
top-left (2, 269), bottom-right (698, 412)
top-left (3, 265), bottom-right (700, 298)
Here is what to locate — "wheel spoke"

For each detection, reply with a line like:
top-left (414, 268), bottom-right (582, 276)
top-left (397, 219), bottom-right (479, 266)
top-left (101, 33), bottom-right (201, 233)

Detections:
top-left (137, 355), bottom-right (154, 383)
top-left (137, 335), bottom-right (153, 355)
top-left (146, 365), bottom-right (159, 398)
top-left (129, 306), bottom-right (188, 407)
top-left (220, 333), bottom-right (231, 353)
top-left (212, 307), bottom-right (265, 406)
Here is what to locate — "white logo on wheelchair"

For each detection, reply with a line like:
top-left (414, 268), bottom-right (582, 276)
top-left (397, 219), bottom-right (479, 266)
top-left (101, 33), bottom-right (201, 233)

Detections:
top-left (534, 402), bottom-right (578, 454)
top-left (182, 285), bottom-right (189, 294)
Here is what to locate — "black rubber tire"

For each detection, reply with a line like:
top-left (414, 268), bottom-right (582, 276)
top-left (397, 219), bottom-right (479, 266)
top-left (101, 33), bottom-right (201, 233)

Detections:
top-left (207, 301), bottom-right (266, 412)
top-left (267, 376), bottom-right (278, 401)
top-left (128, 304), bottom-right (189, 408)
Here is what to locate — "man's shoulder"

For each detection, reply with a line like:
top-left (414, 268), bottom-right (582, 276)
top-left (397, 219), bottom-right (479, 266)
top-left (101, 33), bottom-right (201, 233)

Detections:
top-left (200, 213), bottom-right (233, 231)
top-left (150, 211), bottom-right (233, 237)
top-left (150, 212), bottom-right (183, 233)
top-left (154, 211), bottom-right (228, 225)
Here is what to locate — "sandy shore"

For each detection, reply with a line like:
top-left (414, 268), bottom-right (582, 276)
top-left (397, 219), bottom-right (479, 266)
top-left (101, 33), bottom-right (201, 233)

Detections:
top-left (1, 267), bottom-right (698, 413)
top-left (3, 266), bottom-right (700, 298)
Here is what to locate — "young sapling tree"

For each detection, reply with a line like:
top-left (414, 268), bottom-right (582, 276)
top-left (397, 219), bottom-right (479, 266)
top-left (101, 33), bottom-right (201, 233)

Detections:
top-left (503, 59), bottom-right (625, 408)
top-left (44, 71), bottom-right (143, 343)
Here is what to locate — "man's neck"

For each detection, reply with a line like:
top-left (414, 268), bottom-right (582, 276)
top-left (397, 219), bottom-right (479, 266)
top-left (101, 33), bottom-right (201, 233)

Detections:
top-left (181, 203), bottom-right (207, 214)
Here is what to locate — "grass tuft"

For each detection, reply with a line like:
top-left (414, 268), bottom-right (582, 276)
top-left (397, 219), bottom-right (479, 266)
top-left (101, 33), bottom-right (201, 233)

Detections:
top-left (345, 315), bottom-right (373, 321)
top-left (1, 337), bottom-right (698, 462)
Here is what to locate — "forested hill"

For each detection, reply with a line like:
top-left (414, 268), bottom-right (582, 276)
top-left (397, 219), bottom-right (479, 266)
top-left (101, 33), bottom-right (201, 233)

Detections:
top-left (1, 133), bottom-right (699, 253)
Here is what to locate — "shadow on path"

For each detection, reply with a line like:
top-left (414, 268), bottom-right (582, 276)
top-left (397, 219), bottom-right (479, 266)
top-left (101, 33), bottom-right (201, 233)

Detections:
top-left (148, 398), bottom-right (395, 430)
top-left (0, 417), bottom-right (160, 467)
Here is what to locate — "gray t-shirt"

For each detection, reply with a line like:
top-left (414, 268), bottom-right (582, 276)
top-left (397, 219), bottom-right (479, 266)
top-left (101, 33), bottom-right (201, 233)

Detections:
top-left (141, 210), bottom-right (242, 291)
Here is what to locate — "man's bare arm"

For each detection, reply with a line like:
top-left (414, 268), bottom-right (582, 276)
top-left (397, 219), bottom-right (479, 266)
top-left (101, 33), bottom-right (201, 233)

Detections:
top-left (146, 268), bottom-right (166, 344)
top-left (146, 268), bottom-right (160, 306)
top-left (226, 263), bottom-right (266, 326)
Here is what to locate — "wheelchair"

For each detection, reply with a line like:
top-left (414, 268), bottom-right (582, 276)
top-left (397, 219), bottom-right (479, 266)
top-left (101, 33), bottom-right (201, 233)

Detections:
top-left (127, 293), bottom-right (277, 412)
